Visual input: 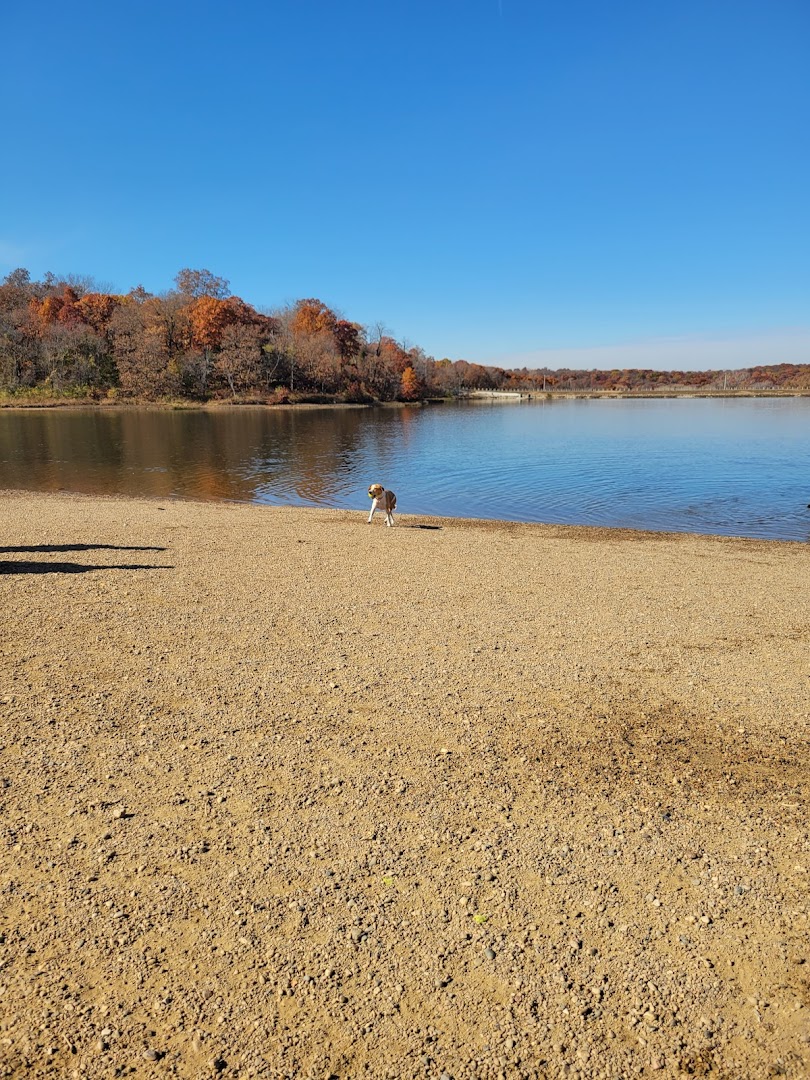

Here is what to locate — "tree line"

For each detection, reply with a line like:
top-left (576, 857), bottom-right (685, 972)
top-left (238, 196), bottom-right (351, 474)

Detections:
top-left (0, 267), bottom-right (807, 402)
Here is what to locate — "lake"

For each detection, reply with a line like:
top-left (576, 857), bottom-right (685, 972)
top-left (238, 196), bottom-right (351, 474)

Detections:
top-left (0, 398), bottom-right (808, 541)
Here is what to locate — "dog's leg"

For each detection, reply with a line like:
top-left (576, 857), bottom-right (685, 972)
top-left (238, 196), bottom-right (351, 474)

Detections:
top-left (386, 509), bottom-right (394, 527)
top-left (367, 497), bottom-right (379, 524)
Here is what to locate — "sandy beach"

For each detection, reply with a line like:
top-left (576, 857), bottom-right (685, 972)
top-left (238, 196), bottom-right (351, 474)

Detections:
top-left (1, 491), bottom-right (808, 1079)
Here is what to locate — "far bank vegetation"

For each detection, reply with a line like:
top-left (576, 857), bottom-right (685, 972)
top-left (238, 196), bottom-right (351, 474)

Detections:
top-left (1, 268), bottom-right (808, 405)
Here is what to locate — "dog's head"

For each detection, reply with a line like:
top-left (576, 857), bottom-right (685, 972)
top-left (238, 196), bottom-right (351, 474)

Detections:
top-left (368, 484), bottom-right (384, 500)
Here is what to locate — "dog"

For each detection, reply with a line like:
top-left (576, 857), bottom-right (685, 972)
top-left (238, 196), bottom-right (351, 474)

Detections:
top-left (367, 484), bottom-right (397, 527)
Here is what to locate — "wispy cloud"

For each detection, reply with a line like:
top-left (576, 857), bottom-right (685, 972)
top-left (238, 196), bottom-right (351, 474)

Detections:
top-left (489, 329), bottom-right (810, 372)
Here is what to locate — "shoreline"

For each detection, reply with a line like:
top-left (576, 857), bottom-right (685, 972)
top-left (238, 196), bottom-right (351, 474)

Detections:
top-left (1, 492), bottom-right (808, 1078)
top-left (2, 486), bottom-right (808, 548)
top-left (1, 387), bottom-right (809, 410)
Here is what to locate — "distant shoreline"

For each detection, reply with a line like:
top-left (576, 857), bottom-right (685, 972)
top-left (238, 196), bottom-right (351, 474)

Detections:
top-left (464, 388), bottom-right (810, 400)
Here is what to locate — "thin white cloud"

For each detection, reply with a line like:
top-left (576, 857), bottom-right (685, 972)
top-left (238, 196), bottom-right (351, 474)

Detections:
top-left (488, 329), bottom-right (810, 372)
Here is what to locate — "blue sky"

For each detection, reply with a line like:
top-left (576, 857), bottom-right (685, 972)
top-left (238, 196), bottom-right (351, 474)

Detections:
top-left (2, 0), bottom-right (808, 370)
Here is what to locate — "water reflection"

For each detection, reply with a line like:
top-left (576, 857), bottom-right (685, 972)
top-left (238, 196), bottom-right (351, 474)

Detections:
top-left (0, 400), bottom-right (808, 541)
top-left (0, 407), bottom-right (398, 506)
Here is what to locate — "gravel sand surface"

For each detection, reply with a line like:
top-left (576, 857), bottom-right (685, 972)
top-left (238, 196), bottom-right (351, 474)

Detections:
top-left (1, 492), bottom-right (808, 1079)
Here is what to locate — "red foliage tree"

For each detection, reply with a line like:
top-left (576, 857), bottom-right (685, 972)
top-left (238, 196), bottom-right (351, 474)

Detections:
top-left (30, 287), bottom-right (83, 332)
top-left (74, 293), bottom-right (123, 334)
top-left (333, 319), bottom-right (362, 363)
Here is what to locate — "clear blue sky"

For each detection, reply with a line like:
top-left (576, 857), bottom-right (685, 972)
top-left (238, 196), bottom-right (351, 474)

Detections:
top-left (2, 0), bottom-right (808, 370)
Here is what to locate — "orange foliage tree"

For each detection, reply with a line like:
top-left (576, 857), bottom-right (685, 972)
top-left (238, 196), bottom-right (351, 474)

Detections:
top-left (75, 293), bottom-right (123, 333)
top-left (289, 298), bottom-right (337, 337)
top-left (188, 297), bottom-right (237, 353)
top-left (399, 365), bottom-right (422, 400)
top-left (30, 287), bottom-right (84, 332)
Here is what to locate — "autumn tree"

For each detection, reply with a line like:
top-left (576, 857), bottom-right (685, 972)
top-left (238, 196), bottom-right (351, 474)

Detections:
top-left (19, 284), bottom-right (118, 391)
top-left (214, 323), bottom-right (265, 396)
top-left (333, 319), bottom-right (362, 364)
top-left (259, 320), bottom-right (297, 392)
top-left (351, 335), bottom-right (410, 400)
top-left (75, 293), bottom-right (123, 334)
top-left (128, 284), bottom-right (153, 303)
top-left (214, 308), bottom-right (280, 397)
top-left (110, 295), bottom-right (185, 399)
top-left (399, 365), bottom-right (423, 400)
top-left (109, 301), bottom-right (162, 398)
top-left (174, 268), bottom-right (230, 300)
top-left (2, 268), bottom-right (32, 292)
top-left (278, 299), bottom-right (337, 392)
top-left (183, 296), bottom-right (276, 397)
top-left (188, 296), bottom-right (267, 353)
top-left (29, 286), bottom-right (83, 331)
top-left (50, 326), bottom-right (109, 391)
top-left (0, 271), bottom-right (38, 388)
top-left (289, 298), bottom-right (337, 337)
top-left (295, 330), bottom-right (343, 392)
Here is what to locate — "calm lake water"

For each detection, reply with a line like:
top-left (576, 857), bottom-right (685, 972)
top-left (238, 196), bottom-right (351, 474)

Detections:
top-left (1, 398), bottom-right (808, 541)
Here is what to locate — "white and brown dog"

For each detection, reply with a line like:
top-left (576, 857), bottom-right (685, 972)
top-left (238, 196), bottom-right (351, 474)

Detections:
top-left (367, 484), bottom-right (397, 527)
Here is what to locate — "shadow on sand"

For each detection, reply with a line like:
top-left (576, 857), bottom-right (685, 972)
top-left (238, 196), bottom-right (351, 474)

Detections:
top-left (0, 544), bottom-right (166, 554)
top-left (0, 561), bottom-right (173, 575)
